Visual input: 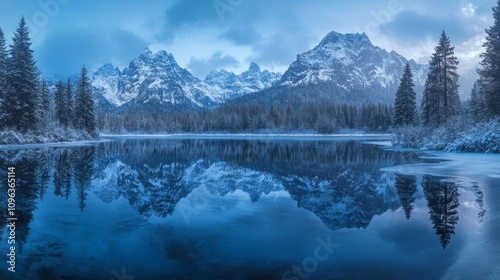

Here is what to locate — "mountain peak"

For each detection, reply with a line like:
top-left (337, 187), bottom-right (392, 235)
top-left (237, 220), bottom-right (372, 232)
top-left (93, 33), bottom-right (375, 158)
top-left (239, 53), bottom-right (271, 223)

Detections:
top-left (94, 63), bottom-right (120, 78)
top-left (248, 62), bottom-right (261, 72)
top-left (279, 31), bottom-right (428, 101)
top-left (154, 50), bottom-right (177, 65)
top-left (141, 47), bottom-right (153, 56)
top-left (319, 31), bottom-right (371, 46)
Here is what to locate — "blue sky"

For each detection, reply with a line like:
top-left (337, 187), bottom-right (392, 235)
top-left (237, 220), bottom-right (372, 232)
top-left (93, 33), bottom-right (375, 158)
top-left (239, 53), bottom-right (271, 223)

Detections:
top-left (0, 0), bottom-right (496, 78)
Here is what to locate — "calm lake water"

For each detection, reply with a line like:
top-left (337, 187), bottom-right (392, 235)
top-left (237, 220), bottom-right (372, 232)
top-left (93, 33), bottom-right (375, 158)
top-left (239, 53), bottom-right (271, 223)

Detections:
top-left (0, 137), bottom-right (495, 280)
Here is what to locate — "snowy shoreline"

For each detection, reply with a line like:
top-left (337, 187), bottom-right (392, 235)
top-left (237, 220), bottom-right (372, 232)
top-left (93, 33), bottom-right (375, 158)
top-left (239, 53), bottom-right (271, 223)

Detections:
top-left (0, 133), bottom-right (391, 150)
top-left (0, 139), bottom-right (112, 150)
top-left (101, 133), bottom-right (392, 140)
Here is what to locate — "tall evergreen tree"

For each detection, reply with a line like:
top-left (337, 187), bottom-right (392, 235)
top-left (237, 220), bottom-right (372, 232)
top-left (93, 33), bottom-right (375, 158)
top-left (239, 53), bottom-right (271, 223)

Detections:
top-left (478, 0), bottom-right (500, 118)
top-left (0, 27), bottom-right (8, 128)
top-left (54, 80), bottom-right (66, 126)
top-left (65, 78), bottom-right (73, 127)
top-left (421, 57), bottom-right (440, 127)
top-left (4, 17), bottom-right (40, 131)
top-left (423, 176), bottom-right (460, 249)
top-left (395, 174), bottom-right (418, 219)
top-left (74, 66), bottom-right (96, 135)
top-left (469, 79), bottom-right (487, 123)
top-left (38, 79), bottom-right (51, 127)
top-left (73, 147), bottom-right (95, 211)
top-left (422, 31), bottom-right (460, 127)
top-left (393, 63), bottom-right (418, 126)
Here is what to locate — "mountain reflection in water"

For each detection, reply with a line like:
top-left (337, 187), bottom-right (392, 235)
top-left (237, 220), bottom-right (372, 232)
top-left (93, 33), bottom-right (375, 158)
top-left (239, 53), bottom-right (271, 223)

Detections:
top-left (0, 139), bottom-right (485, 279)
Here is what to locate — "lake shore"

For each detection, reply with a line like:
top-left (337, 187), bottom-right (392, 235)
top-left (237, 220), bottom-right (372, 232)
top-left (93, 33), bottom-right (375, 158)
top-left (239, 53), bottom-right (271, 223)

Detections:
top-left (101, 133), bottom-right (392, 140)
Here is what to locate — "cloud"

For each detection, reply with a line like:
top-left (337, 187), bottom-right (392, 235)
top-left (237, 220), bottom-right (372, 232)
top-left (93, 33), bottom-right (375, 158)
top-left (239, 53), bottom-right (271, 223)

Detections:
top-left (219, 26), bottom-right (262, 46)
top-left (2, 0), bottom-right (497, 77)
top-left (381, 10), bottom-right (472, 43)
top-left (35, 28), bottom-right (147, 76)
top-left (461, 3), bottom-right (477, 17)
top-left (187, 51), bottom-right (240, 78)
top-left (250, 27), bottom-right (316, 69)
top-left (164, 0), bottom-right (220, 28)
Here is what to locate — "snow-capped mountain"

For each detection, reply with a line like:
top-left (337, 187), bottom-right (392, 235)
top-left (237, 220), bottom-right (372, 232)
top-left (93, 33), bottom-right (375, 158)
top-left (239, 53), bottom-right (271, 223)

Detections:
top-left (276, 31), bottom-right (428, 103)
top-left (92, 48), bottom-right (216, 110)
top-left (91, 48), bottom-right (281, 111)
top-left (91, 63), bottom-right (122, 110)
top-left (91, 32), bottom-right (429, 110)
top-left (204, 62), bottom-right (281, 101)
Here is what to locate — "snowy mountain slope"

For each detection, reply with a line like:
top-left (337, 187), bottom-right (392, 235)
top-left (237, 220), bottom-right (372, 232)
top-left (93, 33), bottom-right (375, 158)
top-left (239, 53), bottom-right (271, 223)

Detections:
top-left (204, 62), bottom-right (281, 101)
top-left (274, 32), bottom-right (428, 103)
top-left (91, 48), bottom-right (217, 110)
top-left (91, 64), bottom-right (122, 110)
top-left (91, 49), bottom-right (281, 110)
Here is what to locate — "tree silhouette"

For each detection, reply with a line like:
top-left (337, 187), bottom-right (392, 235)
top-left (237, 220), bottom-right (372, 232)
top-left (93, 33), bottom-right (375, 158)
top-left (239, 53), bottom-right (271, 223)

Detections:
top-left (421, 31), bottom-right (460, 127)
top-left (393, 63), bottom-right (418, 127)
top-left (10, 156), bottom-right (40, 252)
top-left (0, 27), bottom-right (8, 129)
top-left (4, 17), bottom-right (40, 131)
top-left (422, 176), bottom-right (460, 249)
top-left (394, 174), bottom-right (418, 219)
top-left (53, 149), bottom-right (73, 199)
top-left (478, 0), bottom-right (500, 118)
top-left (72, 147), bottom-right (95, 211)
top-left (74, 66), bottom-right (96, 135)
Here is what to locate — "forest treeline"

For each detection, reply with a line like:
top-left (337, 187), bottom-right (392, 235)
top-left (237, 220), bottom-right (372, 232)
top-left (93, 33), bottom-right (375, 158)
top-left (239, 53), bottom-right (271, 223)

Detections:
top-left (100, 103), bottom-right (393, 133)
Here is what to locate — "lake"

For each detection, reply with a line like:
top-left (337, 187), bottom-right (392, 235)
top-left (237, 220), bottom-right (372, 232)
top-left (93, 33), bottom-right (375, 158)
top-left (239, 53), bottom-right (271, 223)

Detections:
top-left (0, 136), bottom-right (498, 280)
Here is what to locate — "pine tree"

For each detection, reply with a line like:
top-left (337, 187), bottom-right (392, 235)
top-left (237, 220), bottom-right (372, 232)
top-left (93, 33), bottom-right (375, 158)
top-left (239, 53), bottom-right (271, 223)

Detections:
top-left (421, 31), bottom-right (460, 127)
top-left (4, 17), bottom-right (40, 131)
top-left (0, 27), bottom-right (8, 128)
top-left (38, 79), bottom-right (51, 127)
top-left (478, 0), bottom-right (500, 118)
top-left (469, 79), bottom-right (487, 122)
top-left (395, 174), bottom-right (418, 219)
top-left (74, 66), bottom-right (96, 135)
top-left (421, 58), bottom-right (440, 127)
top-left (65, 78), bottom-right (73, 127)
top-left (54, 80), bottom-right (66, 126)
top-left (72, 147), bottom-right (95, 211)
top-left (422, 176), bottom-right (460, 249)
top-left (393, 63), bottom-right (418, 126)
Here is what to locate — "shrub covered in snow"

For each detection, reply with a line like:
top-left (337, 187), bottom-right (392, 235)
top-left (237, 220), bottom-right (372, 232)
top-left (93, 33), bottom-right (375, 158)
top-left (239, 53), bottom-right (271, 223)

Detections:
top-left (0, 128), bottom-right (99, 145)
top-left (391, 126), bottom-right (430, 148)
top-left (442, 121), bottom-right (500, 153)
top-left (392, 120), bottom-right (500, 153)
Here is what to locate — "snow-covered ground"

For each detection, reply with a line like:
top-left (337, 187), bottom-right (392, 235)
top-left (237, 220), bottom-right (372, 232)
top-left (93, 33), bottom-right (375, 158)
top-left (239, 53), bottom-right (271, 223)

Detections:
top-left (392, 121), bottom-right (500, 153)
top-left (0, 139), bottom-right (112, 150)
top-left (0, 129), bottom-right (101, 147)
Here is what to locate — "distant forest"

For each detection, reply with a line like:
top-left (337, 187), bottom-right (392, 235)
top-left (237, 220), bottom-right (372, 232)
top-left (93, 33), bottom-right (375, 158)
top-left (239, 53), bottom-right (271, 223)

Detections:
top-left (100, 103), bottom-right (393, 133)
